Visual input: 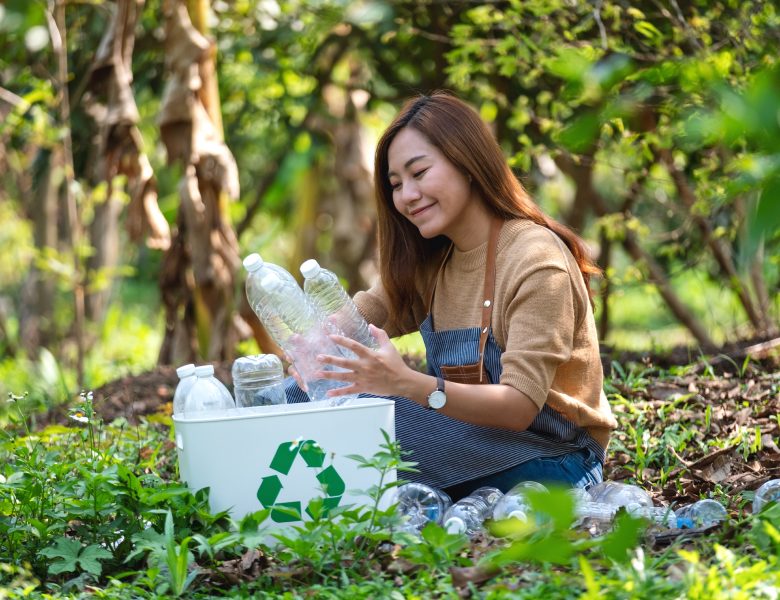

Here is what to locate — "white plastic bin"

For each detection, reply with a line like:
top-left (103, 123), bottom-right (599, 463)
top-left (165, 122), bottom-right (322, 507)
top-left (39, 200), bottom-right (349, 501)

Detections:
top-left (173, 397), bottom-right (396, 528)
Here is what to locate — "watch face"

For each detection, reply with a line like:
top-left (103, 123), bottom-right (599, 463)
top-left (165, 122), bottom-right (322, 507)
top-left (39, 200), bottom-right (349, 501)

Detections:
top-left (428, 390), bottom-right (446, 410)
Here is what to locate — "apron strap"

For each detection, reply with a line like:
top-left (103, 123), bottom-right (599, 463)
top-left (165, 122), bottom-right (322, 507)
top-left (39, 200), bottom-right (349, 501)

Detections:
top-left (477, 218), bottom-right (502, 381)
top-left (426, 218), bottom-right (503, 382)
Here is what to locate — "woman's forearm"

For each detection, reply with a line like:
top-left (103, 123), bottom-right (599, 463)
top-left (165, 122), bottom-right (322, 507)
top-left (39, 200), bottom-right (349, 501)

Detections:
top-left (398, 369), bottom-right (539, 432)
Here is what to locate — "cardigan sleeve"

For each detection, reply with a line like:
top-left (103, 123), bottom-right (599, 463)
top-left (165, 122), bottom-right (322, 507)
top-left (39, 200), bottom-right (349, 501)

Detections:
top-left (498, 265), bottom-right (577, 410)
top-left (353, 283), bottom-right (423, 338)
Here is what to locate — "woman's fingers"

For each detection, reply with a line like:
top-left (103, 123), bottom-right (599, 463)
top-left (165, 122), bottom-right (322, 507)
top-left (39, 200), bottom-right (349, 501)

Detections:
top-left (317, 352), bottom-right (353, 369)
top-left (287, 364), bottom-right (308, 392)
top-left (329, 333), bottom-right (374, 357)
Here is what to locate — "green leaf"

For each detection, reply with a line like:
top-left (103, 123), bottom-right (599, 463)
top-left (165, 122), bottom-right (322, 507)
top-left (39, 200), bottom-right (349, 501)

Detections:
top-left (544, 47), bottom-right (593, 82)
top-left (78, 544), bottom-right (113, 576)
top-left (634, 21), bottom-right (663, 41)
top-left (500, 532), bottom-right (574, 565)
top-left (557, 112), bottom-right (600, 153)
top-left (599, 512), bottom-right (644, 563)
top-left (749, 174), bottom-right (780, 244)
top-left (39, 537), bottom-right (82, 575)
top-left (527, 487), bottom-right (576, 529)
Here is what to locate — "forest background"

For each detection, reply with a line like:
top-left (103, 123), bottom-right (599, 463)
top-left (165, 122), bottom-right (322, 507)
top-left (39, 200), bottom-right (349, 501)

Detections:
top-left (1, 1), bottom-right (780, 598)
top-left (0, 0), bottom-right (778, 402)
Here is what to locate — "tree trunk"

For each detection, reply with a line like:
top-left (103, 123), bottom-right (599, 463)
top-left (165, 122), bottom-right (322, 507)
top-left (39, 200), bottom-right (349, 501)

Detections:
top-left (83, 0), bottom-right (171, 321)
top-left (50, 0), bottom-right (86, 386)
top-left (157, 0), bottom-right (241, 365)
top-left (655, 147), bottom-right (770, 336)
top-left (19, 148), bottom-right (60, 355)
top-left (317, 80), bottom-right (376, 293)
top-left (555, 152), bottom-right (718, 353)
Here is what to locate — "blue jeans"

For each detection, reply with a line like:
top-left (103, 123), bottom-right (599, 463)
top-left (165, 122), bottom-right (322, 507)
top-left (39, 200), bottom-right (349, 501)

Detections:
top-left (442, 448), bottom-right (603, 501)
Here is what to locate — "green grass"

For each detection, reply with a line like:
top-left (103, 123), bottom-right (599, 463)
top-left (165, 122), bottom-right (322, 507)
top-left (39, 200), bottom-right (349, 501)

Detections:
top-left (1, 379), bottom-right (779, 598)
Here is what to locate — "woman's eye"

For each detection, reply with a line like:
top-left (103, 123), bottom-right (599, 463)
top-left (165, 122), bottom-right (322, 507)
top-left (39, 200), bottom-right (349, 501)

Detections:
top-left (390, 181), bottom-right (401, 191)
top-left (413, 168), bottom-right (429, 179)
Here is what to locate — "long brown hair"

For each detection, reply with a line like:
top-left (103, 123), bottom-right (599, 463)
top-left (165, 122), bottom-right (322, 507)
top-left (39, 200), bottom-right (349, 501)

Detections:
top-left (374, 91), bottom-right (600, 330)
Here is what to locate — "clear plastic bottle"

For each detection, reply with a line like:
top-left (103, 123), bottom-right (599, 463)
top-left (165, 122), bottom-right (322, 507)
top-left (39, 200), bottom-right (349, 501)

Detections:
top-left (201, 365), bottom-right (235, 407)
top-left (574, 501), bottom-right (618, 533)
top-left (183, 365), bottom-right (235, 414)
top-left (752, 479), bottom-right (780, 514)
top-left (300, 259), bottom-right (378, 349)
top-left (395, 483), bottom-right (453, 532)
top-left (245, 262), bottom-right (357, 405)
top-left (627, 504), bottom-right (677, 529)
top-left (587, 481), bottom-right (653, 509)
top-left (244, 253), bottom-right (299, 289)
top-left (675, 499), bottom-right (727, 528)
top-left (567, 486), bottom-right (616, 530)
top-left (470, 486), bottom-right (504, 510)
top-left (172, 363), bottom-right (197, 415)
top-left (491, 481), bottom-right (548, 521)
top-left (232, 354), bottom-right (286, 407)
top-left (442, 496), bottom-right (491, 536)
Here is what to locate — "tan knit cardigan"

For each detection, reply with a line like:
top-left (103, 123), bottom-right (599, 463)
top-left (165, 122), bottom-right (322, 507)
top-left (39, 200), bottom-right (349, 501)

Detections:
top-left (354, 219), bottom-right (617, 450)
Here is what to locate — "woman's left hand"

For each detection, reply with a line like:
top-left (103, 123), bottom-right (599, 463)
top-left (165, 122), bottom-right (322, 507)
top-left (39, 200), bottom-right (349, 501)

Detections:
top-left (317, 325), bottom-right (414, 397)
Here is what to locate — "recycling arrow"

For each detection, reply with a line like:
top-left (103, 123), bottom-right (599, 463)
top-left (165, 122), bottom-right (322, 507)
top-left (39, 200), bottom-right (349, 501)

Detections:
top-left (257, 439), bottom-right (346, 523)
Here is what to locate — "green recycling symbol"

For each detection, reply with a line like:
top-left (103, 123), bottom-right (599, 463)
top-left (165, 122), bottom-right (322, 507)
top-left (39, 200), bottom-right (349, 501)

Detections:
top-left (257, 439), bottom-right (345, 523)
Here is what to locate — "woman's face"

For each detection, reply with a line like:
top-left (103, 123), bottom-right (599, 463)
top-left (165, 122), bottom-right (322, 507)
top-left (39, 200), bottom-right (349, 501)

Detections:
top-left (387, 127), bottom-right (486, 250)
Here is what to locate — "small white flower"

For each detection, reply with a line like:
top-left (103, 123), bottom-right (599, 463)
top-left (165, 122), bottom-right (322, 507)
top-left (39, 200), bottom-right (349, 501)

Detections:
top-left (86, 391), bottom-right (94, 401)
top-left (70, 413), bottom-right (89, 424)
top-left (0, 474), bottom-right (6, 484)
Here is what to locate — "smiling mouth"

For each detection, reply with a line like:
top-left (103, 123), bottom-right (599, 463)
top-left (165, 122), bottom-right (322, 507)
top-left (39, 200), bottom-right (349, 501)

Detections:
top-left (409, 204), bottom-right (434, 217)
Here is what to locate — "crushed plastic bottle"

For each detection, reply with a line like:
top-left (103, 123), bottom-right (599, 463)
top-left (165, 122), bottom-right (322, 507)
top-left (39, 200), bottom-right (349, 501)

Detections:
top-left (232, 354), bottom-right (286, 407)
top-left (244, 255), bottom-right (357, 405)
top-left (300, 259), bottom-right (378, 349)
top-left (470, 486), bottom-right (504, 510)
top-left (182, 365), bottom-right (235, 414)
top-left (587, 481), bottom-right (653, 509)
top-left (441, 487), bottom-right (503, 536)
top-left (491, 481), bottom-right (548, 521)
top-left (567, 486), bottom-right (615, 531)
top-left (627, 504), bottom-right (677, 529)
top-left (675, 499), bottom-right (727, 528)
top-left (395, 483), bottom-right (453, 533)
top-left (443, 496), bottom-right (492, 536)
top-left (752, 479), bottom-right (780, 514)
top-left (574, 501), bottom-right (618, 534)
top-left (172, 363), bottom-right (197, 416)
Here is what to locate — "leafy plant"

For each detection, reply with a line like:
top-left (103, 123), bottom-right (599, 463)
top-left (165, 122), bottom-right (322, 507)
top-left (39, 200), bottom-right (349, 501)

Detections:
top-left (38, 537), bottom-right (112, 577)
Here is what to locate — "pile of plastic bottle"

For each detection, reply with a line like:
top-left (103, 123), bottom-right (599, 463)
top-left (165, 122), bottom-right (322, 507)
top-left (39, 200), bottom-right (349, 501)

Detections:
top-left (172, 254), bottom-right (380, 416)
top-left (393, 477), bottom-right (780, 539)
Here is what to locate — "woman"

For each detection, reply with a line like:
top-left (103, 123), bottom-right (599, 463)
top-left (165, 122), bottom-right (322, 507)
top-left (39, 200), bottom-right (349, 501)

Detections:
top-left (290, 91), bottom-right (616, 500)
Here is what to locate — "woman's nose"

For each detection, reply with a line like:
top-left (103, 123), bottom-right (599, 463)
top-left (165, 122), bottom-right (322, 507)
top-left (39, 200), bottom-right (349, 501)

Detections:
top-left (400, 180), bottom-right (421, 202)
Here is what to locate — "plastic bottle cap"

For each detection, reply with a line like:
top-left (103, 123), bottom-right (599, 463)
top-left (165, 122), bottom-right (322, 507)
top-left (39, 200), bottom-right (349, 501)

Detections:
top-left (194, 364), bottom-right (215, 377)
top-left (176, 363), bottom-right (196, 378)
top-left (260, 272), bottom-right (282, 291)
top-left (300, 258), bottom-right (321, 278)
top-left (445, 517), bottom-right (465, 534)
top-left (243, 253), bottom-right (264, 272)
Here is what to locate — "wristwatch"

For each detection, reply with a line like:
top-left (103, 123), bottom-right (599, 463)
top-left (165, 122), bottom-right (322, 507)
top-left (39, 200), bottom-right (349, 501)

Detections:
top-left (426, 376), bottom-right (447, 410)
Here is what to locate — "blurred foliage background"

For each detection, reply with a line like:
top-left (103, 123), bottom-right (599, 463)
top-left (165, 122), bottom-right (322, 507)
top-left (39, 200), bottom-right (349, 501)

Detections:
top-left (0, 0), bottom-right (778, 415)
